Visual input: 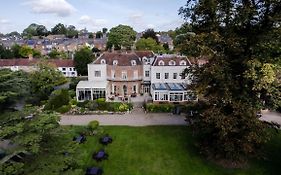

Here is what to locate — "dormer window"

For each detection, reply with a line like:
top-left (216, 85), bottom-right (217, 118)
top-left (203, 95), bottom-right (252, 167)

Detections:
top-left (131, 60), bottom-right (136, 66)
top-left (101, 59), bottom-right (106, 64)
top-left (180, 60), bottom-right (186, 65)
top-left (113, 60), bottom-right (118, 65)
top-left (159, 60), bottom-right (165, 66)
top-left (169, 60), bottom-right (176, 66)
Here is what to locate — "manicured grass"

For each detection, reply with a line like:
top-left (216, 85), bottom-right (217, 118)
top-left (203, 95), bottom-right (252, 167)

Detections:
top-left (70, 126), bottom-right (281, 175)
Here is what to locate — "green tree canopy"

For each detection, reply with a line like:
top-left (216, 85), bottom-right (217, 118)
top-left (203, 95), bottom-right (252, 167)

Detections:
top-left (0, 107), bottom-right (60, 174)
top-left (95, 31), bottom-right (103, 39)
top-left (29, 62), bottom-right (67, 102)
top-left (179, 0), bottom-right (281, 163)
top-left (142, 28), bottom-right (159, 43)
top-left (0, 69), bottom-right (30, 111)
top-left (22, 23), bottom-right (48, 37)
top-left (0, 45), bottom-right (13, 59)
top-left (51, 23), bottom-right (67, 35)
top-left (135, 38), bottom-right (164, 53)
top-left (107, 24), bottom-right (137, 50)
top-left (74, 47), bottom-right (94, 75)
top-left (66, 25), bottom-right (78, 38)
top-left (19, 45), bottom-right (37, 58)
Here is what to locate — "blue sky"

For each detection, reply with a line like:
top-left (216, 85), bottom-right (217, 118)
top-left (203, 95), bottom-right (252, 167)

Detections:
top-left (0, 0), bottom-right (187, 34)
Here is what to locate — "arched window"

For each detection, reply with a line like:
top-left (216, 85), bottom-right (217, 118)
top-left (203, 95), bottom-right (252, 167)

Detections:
top-left (159, 60), bottom-right (165, 66)
top-left (169, 60), bottom-right (176, 66)
top-left (113, 60), bottom-right (118, 65)
top-left (101, 59), bottom-right (106, 64)
top-left (180, 60), bottom-right (186, 65)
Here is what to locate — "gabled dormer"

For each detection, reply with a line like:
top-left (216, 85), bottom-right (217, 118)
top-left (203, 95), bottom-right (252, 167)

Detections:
top-left (180, 60), bottom-right (186, 66)
top-left (158, 60), bottom-right (165, 66)
top-left (169, 60), bottom-right (176, 66)
top-left (101, 59), bottom-right (106, 64)
top-left (113, 60), bottom-right (118, 65)
top-left (131, 60), bottom-right (136, 66)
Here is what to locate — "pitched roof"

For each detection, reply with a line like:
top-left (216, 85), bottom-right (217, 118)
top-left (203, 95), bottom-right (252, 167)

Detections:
top-left (152, 55), bottom-right (191, 66)
top-left (0, 59), bottom-right (75, 67)
top-left (134, 51), bottom-right (154, 58)
top-left (93, 52), bottom-right (142, 66)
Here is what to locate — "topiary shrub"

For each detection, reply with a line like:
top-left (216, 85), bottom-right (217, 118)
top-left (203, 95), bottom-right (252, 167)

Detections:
top-left (88, 120), bottom-right (99, 135)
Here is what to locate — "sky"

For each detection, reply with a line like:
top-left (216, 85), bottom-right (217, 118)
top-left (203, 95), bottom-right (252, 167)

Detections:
top-left (0, 0), bottom-right (187, 34)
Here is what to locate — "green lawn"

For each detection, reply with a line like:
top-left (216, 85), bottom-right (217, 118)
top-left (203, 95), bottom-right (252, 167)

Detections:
top-left (68, 126), bottom-right (281, 175)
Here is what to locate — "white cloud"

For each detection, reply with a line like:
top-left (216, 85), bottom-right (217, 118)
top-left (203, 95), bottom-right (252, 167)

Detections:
top-left (147, 24), bottom-right (155, 29)
top-left (78, 15), bottom-right (108, 31)
top-left (0, 19), bottom-right (9, 24)
top-left (0, 18), bottom-right (12, 33)
top-left (24, 0), bottom-right (76, 17)
top-left (128, 13), bottom-right (144, 25)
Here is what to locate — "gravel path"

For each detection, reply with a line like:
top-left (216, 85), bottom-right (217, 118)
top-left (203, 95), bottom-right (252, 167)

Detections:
top-left (60, 109), bottom-right (281, 127)
top-left (60, 112), bottom-right (187, 126)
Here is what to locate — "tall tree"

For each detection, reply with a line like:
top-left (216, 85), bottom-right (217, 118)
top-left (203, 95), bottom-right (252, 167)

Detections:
top-left (51, 23), bottom-right (67, 35)
top-left (36, 25), bottom-right (49, 36)
top-left (0, 69), bottom-right (30, 111)
top-left (107, 24), bottom-right (137, 50)
top-left (179, 0), bottom-right (281, 163)
top-left (29, 62), bottom-right (67, 102)
top-left (102, 27), bottom-right (108, 34)
top-left (95, 31), bottom-right (103, 39)
top-left (74, 47), bottom-right (94, 75)
top-left (142, 28), bottom-right (159, 43)
top-left (22, 23), bottom-right (38, 36)
top-left (135, 38), bottom-right (164, 53)
top-left (66, 25), bottom-right (78, 38)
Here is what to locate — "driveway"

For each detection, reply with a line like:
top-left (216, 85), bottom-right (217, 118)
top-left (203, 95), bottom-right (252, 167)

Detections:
top-left (60, 112), bottom-right (187, 126)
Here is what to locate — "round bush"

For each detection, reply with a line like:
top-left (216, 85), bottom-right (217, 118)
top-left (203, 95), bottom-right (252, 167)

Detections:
top-left (88, 120), bottom-right (99, 131)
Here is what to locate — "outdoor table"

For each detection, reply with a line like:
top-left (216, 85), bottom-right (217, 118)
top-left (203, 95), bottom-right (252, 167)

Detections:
top-left (96, 151), bottom-right (105, 159)
top-left (86, 167), bottom-right (103, 175)
top-left (93, 150), bottom-right (107, 161)
top-left (100, 136), bottom-right (112, 145)
top-left (73, 135), bottom-right (86, 143)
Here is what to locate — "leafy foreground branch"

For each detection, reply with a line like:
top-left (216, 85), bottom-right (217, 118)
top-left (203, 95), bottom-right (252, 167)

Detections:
top-left (179, 0), bottom-right (281, 165)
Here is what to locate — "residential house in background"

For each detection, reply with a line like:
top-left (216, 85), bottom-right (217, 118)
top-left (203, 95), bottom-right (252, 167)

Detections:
top-left (0, 57), bottom-right (77, 77)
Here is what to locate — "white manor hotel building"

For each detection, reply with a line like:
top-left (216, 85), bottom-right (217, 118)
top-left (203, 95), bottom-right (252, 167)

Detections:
top-left (76, 51), bottom-right (195, 103)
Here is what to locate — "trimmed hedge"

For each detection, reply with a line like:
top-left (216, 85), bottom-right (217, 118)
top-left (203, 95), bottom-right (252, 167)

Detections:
top-left (145, 103), bottom-right (174, 113)
top-left (76, 98), bottom-right (132, 112)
